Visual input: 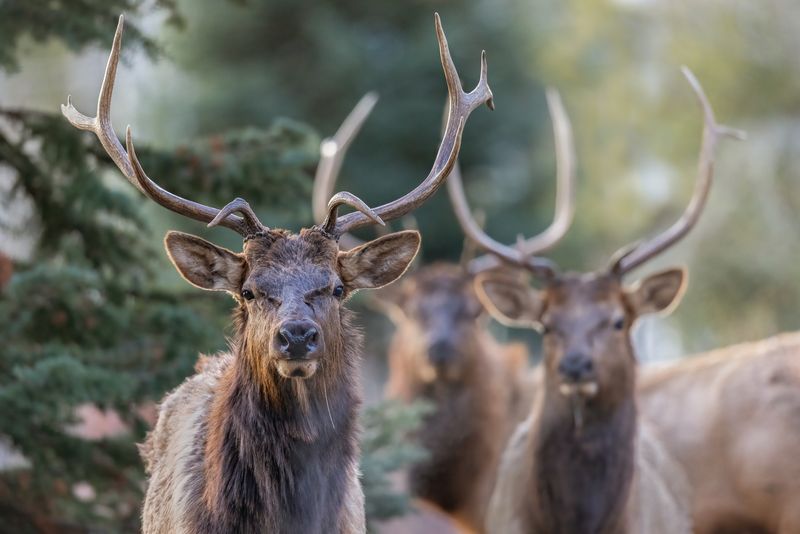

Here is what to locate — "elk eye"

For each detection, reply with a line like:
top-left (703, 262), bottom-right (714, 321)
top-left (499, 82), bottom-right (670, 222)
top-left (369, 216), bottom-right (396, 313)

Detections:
top-left (613, 317), bottom-right (625, 331)
top-left (241, 289), bottom-right (255, 301)
top-left (332, 285), bottom-right (345, 298)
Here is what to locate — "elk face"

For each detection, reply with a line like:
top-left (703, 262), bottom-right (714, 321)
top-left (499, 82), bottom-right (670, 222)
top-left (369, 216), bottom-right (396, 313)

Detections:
top-left (165, 229), bottom-right (420, 380)
top-left (383, 263), bottom-right (484, 382)
top-left (476, 269), bottom-right (686, 401)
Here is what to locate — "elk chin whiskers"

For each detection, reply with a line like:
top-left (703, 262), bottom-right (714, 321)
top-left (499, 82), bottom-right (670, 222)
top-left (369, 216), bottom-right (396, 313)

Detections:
top-left (275, 359), bottom-right (320, 380)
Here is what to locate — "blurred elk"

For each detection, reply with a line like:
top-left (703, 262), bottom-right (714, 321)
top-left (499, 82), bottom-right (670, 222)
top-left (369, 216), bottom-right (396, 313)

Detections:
top-left (61, 14), bottom-right (493, 533)
top-left (451, 68), bottom-right (742, 533)
top-left (312, 89), bottom-right (575, 532)
top-left (639, 334), bottom-right (800, 533)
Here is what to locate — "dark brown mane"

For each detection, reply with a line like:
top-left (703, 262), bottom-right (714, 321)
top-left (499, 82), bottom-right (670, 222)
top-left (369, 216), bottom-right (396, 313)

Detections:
top-left (529, 393), bottom-right (637, 534)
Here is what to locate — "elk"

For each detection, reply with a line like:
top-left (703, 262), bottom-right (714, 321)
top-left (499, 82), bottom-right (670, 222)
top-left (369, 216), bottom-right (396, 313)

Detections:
top-left (61, 14), bottom-right (493, 534)
top-left (450, 68), bottom-right (743, 534)
top-left (638, 333), bottom-right (800, 533)
top-left (312, 89), bottom-right (575, 532)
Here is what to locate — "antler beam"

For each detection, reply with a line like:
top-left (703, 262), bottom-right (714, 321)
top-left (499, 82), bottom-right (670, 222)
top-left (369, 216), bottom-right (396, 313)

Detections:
top-left (329, 13), bottom-right (494, 237)
top-left (62, 15), bottom-right (259, 237)
top-left (448, 88), bottom-right (576, 277)
top-left (610, 67), bottom-right (746, 275)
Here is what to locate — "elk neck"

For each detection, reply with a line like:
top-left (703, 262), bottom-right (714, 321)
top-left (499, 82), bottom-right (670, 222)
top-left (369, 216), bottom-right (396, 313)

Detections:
top-left (194, 306), bottom-right (361, 532)
top-left (408, 329), bottom-right (508, 510)
top-left (526, 357), bottom-right (638, 534)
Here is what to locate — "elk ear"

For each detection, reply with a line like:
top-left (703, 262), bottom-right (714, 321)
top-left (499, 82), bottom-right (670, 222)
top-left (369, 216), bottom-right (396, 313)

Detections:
top-left (164, 231), bottom-right (245, 293)
top-left (338, 230), bottom-right (421, 291)
top-left (475, 271), bottom-right (546, 328)
top-left (626, 267), bottom-right (687, 317)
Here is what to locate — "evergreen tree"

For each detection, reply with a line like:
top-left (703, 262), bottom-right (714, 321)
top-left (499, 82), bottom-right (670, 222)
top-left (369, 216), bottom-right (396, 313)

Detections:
top-left (0, 4), bottom-right (425, 531)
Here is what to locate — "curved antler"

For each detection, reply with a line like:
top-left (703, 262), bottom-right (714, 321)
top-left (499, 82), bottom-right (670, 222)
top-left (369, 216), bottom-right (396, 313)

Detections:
top-left (62, 15), bottom-right (257, 237)
top-left (448, 88), bottom-right (576, 278)
top-left (329, 13), bottom-right (494, 237)
top-left (610, 67), bottom-right (746, 275)
top-left (312, 93), bottom-right (379, 247)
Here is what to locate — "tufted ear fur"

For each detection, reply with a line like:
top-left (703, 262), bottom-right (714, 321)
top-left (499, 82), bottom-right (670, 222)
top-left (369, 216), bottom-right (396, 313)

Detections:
top-left (338, 230), bottom-right (420, 292)
top-left (626, 267), bottom-right (687, 317)
top-left (475, 271), bottom-right (546, 328)
top-left (164, 231), bottom-right (245, 293)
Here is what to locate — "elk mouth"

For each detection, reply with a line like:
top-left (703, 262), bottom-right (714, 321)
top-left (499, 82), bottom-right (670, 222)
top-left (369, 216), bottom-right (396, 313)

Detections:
top-left (275, 359), bottom-right (320, 379)
top-left (559, 381), bottom-right (599, 398)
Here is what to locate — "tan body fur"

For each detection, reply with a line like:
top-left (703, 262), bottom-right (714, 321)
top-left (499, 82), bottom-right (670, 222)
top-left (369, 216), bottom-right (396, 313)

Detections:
top-left (639, 331), bottom-right (800, 533)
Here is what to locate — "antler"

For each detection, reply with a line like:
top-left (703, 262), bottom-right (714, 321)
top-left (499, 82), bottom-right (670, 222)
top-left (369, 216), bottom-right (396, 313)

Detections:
top-left (62, 15), bottom-right (264, 238)
top-left (610, 67), bottom-right (746, 275)
top-left (325, 13), bottom-right (494, 238)
top-left (312, 93), bottom-right (379, 247)
top-left (448, 88), bottom-right (576, 278)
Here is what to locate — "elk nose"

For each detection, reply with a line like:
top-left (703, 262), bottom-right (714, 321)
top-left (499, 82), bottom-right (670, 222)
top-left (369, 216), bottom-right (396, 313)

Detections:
top-left (428, 338), bottom-right (457, 366)
top-left (558, 352), bottom-right (594, 382)
top-left (276, 320), bottom-right (320, 359)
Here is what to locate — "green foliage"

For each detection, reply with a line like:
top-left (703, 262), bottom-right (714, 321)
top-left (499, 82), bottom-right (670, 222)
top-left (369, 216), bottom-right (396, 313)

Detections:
top-left (0, 0), bottom-right (183, 73)
top-left (0, 4), bottom-right (426, 529)
top-left (360, 399), bottom-right (432, 531)
top-left (0, 38), bottom-right (321, 526)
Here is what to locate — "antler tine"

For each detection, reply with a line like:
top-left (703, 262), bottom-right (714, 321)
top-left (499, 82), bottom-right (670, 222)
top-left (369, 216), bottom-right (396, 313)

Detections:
top-left (321, 192), bottom-right (384, 236)
top-left (313, 93), bottom-right (379, 225)
top-left (312, 94), bottom-right (379, 249)
top-left (63, 15), bottom-right (251, 237)
top-left (331, 13), bottom-right (494, 236)
top-left (447, 162), bottom-right (558, 278)
top-left (611, 67), bottom-right (746, 275)
top-left (61, 15), bottom-right (136, 188)
top-left (519, 88), bottom-right (576, 252)
top-left (457, 88), bottom-right (576, 277)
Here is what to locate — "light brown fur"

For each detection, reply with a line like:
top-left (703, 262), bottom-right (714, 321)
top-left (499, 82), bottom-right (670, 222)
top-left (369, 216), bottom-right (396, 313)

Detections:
top-left (479, 270), bottom-right (692, 534)
top-left (639, 331), bottom-right (800, 534)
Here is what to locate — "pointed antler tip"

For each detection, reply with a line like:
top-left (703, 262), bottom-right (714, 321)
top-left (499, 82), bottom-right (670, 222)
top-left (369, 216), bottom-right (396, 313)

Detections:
top-left (719, 126), bottom-right (747, 141)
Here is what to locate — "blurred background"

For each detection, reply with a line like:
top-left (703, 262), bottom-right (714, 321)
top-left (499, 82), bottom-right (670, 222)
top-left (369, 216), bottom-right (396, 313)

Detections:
top-left (0, 0), bottom-right (798, 531)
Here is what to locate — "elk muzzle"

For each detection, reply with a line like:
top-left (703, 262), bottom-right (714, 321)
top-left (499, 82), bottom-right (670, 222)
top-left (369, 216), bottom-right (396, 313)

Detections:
top-left (274, 319), bottom-right (322, 379)
top-left (557, 352), bottom-right (598, 398)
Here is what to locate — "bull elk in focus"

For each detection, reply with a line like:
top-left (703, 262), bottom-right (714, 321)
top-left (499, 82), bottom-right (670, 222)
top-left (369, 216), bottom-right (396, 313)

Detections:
top-left (312, 89), bottom-right (575, 532)
top-left (61, 14), bottom-right (493, 533)
top-left (450, 68), bottom-right (743, 534)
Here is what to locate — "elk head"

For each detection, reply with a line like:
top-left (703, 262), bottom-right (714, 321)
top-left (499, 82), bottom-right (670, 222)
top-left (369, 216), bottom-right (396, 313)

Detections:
top-left (62, 14), bottom-right (493, 385)
top-left (451, 68), bottom-right (743, 415)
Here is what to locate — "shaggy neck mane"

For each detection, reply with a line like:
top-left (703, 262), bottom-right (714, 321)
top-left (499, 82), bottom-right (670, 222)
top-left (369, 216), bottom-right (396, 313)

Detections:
top-left (189, 306), bottom-right (361, 533)
top-left (528, 372), bottom-right (637, 534)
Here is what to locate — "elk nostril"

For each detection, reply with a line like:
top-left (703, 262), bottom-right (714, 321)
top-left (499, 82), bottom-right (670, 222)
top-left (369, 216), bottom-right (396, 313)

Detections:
top-left (306, 328), bottom-right (319, 345)
top-left (277, 329), bottom-right (290, 349)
